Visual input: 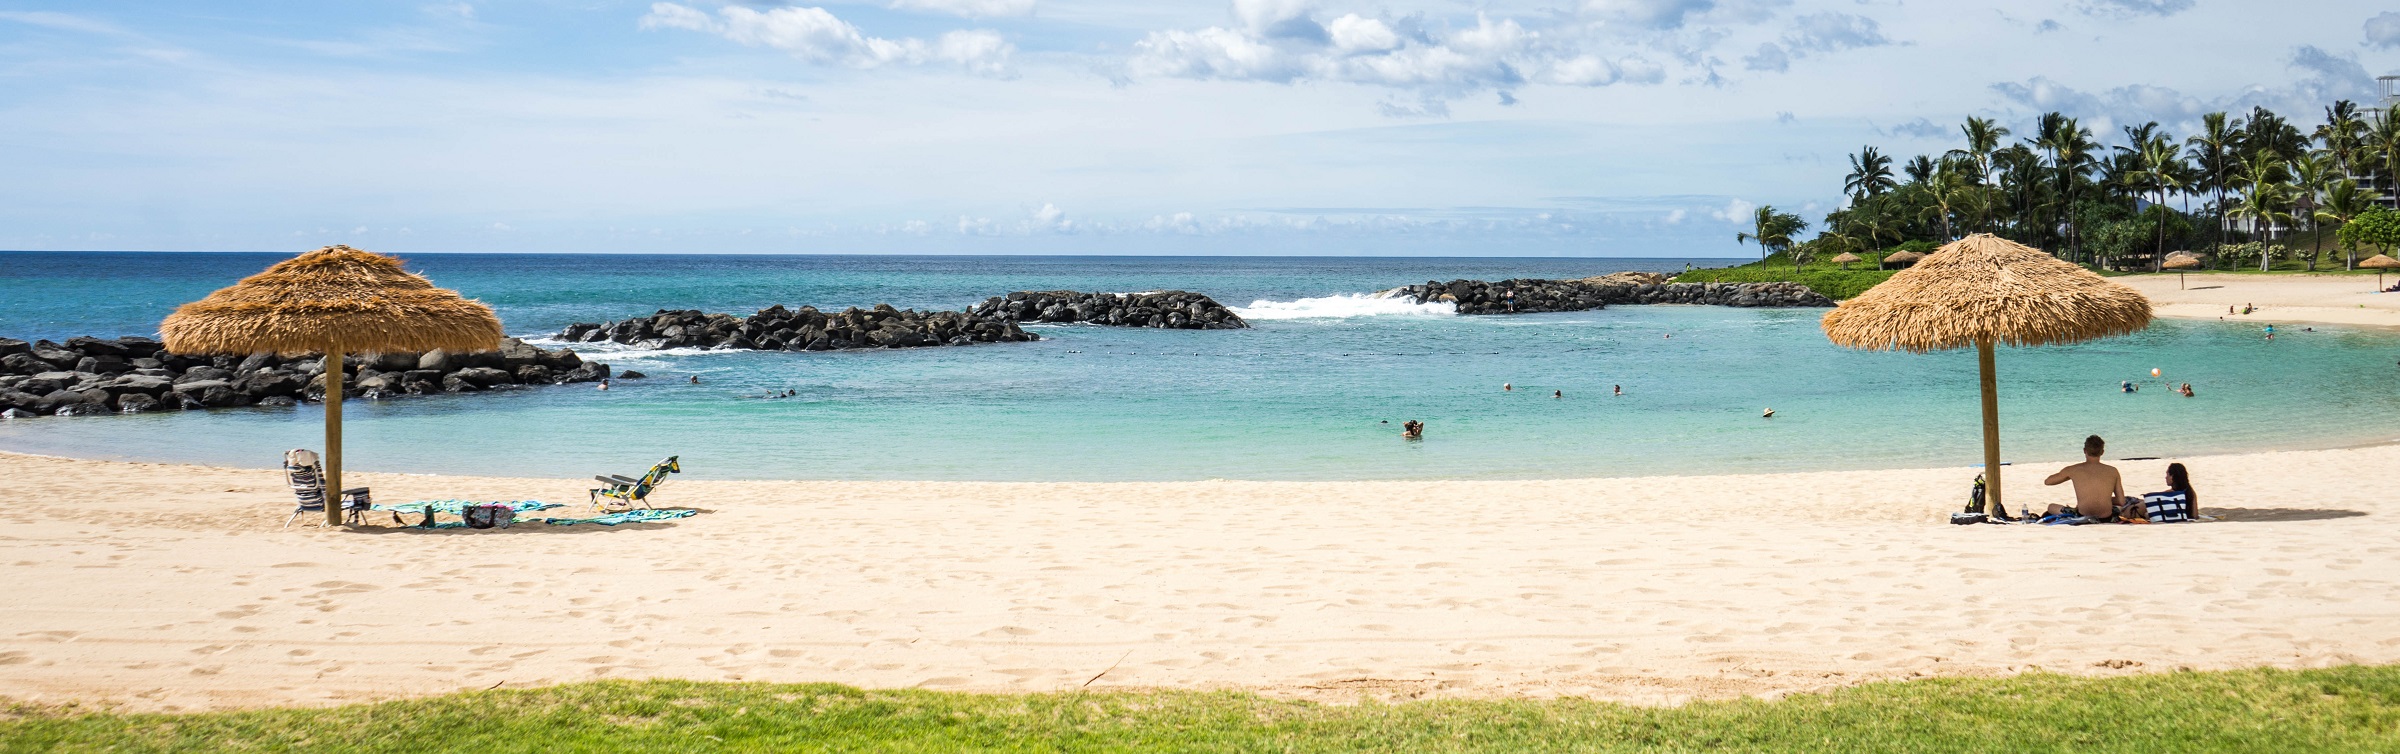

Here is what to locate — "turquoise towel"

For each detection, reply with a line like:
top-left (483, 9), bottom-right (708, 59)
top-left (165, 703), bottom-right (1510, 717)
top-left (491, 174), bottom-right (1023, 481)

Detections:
top-left (542, 508), bottom-right (698, 526)
top-left (373, 499), bottom-right (561, 514)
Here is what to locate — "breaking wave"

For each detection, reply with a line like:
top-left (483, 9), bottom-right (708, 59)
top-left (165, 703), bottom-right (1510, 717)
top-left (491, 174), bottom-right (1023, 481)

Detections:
top-left (1230, 292), bottom-right (1456, 320)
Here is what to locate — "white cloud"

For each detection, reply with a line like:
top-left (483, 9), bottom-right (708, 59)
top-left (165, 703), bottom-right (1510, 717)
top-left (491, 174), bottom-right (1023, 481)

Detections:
top-left (1583, 0), bottom-right (1717, 30)
top-left (1742, 42), bottom-right (1788, 72)
top-left (1127, 6), bottom-right (1668, 105)
top-left (888, 0), bottom-right (1034, 19)
top-left (1782, 13), bottom-right (1888, 55)
top-left (2365, 11), bottom-right (2400, 50)
top-left (0, 10), bottom-right (138, 37)
top-left (640, 3), bottom-right (1013, 75)
top-left (2078, 0), bottom-right (2194, 18)
top-left (1326, 14), bottom-right (1399, 54)
top-left (1710, 198), bottom-right (1753, 222)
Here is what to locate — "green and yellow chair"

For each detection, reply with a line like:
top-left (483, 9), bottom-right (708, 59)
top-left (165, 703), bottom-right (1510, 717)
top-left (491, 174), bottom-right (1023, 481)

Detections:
top-left (590, 456), bottom-right (680, 511)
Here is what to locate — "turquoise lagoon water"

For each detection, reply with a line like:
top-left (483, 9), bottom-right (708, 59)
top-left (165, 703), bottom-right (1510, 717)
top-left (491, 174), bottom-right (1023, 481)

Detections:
top-left (1, 252), bottom-right (2391, 482)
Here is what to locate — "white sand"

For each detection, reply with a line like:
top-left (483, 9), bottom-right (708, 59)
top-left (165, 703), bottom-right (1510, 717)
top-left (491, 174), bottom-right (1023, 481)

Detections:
top-left (2120, 272), bottom-right (2400, 328)
top-left (5, 447), bottom-right (2397, 712)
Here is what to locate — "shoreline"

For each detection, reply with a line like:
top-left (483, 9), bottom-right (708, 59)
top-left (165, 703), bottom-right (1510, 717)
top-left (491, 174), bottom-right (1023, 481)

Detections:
top-left (6, 445), bottom-right (2396, 712)
top-left (2118, 272), bottom-right (2400, 329)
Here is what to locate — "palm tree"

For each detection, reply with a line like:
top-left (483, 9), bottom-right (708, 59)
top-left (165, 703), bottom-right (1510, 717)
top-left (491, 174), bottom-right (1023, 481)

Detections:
top-left (2317, 179), bottom-right (2372, 269)
top-left (2187, 112), bottom-right (2240, 249)
top-left (2136, 135), bottom-right (2186, 271)
top-left (1737, 205), bottom-right (1809, 269)
top-left (1902, 155), bottom-right (1937, 185)
top-left (2289, 152), bottom-right (2333, 270)
top-left (2371, 105), bottom-right (2400, 210)
top-left (1992, 144), bottom-right (2044, 242)
top-left (1946, 116), bottom-right (2009, 185)
top-left (2037, 115), bottom-right (2098, 261)
top-left (2231, 150), bottom-right (2293, 271)
top-left (1845, 147), bottom-right (1897, 201)
top-left (2319, 101), bottom-right (2366, 177)
top-left (1917, 159), bottom-right (1974, 241)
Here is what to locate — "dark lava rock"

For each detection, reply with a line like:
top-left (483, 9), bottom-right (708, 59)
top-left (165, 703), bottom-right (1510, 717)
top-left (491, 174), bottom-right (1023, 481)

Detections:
top-left (969, 291), bottom-right (1248, 330)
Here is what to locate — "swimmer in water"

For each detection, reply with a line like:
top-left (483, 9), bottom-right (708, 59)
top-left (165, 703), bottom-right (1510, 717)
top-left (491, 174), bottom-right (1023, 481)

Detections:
top-left (1613, 385), bottom-right (1622, 396)
top-left (1502, 383), bottom-right (1512, 391)
top-left (690, 375), bottom-right (701, 384)
top-left (597, 379), bottom-right (610, 391)
top-left (1401, 420), bottom-right (1424, 439)
top-left (1553, 390), bottom-right (1562, 399)
top-left (1762, 407), bottom-right (1775, 418)
top-left (2179, 383), bottom-right (2194, 397)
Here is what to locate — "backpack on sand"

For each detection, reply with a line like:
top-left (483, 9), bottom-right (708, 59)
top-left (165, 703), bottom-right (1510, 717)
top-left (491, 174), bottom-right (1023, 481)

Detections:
top-left (463, 505), bottom-right (516, 530)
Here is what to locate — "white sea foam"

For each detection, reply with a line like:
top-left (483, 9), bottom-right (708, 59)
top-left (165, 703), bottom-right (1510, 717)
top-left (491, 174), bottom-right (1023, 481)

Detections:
top-left (519, 336), bottom-right (740, 361)
top-left (1230, 293), bottom-right (1456, 320)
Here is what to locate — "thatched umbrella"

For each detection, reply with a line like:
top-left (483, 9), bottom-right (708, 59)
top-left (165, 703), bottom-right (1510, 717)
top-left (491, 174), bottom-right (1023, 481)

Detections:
top-left (1881, 250), bottom-right (1926, 269)
top-left (2362, 254), bottom-right (2400, 290)
top-left (1822, 234), bottom-right (2151, 518)
top-left (2162, 252), bottom-right (2202, 289)
top-left (161, 246), bottom-right (503, 526)
top-left (1831, 252), bottom-right (1862, 270)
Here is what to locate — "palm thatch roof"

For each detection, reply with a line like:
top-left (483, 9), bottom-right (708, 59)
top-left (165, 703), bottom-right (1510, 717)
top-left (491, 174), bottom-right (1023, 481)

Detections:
top-left (2361, 254), bottom-right (2400, 270)
top-left (1830, 252), bottom-right (1862, 264)
top-left (1880, 250), bottom-right (1927, 267)
top-left (161, 246), bottom-right (504, 356)
top-left (1822, 234), bottom-right (2152, 353)
top-left (2161, 252), bottom-right (2204, 270)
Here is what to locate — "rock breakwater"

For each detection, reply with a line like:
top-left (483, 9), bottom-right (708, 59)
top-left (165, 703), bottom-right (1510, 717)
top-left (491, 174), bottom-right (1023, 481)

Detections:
top-left (558, 305), bottom-right (1037, 352)
top-left (970, 291), bottom-right (1247, 329)
top-left (0, 336), bottom-right (608, 419)
top-left (1392, 278), bottom-right (1833, 314)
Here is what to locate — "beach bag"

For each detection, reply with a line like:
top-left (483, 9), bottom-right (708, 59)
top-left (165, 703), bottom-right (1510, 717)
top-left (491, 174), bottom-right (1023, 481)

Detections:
top-left (463, 505), bottom-right (515, 530)
top-left (1965, 474), bottom-right (1986, 514)
top-left (1949, 512), bottom-right (1987, 525)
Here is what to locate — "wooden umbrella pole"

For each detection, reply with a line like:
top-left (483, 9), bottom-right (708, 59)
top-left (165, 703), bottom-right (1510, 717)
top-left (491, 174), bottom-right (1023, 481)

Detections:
top-left (324, 345), bottom-right (343, 523)
top-left (1977, 338), bottom-right (2002, 517)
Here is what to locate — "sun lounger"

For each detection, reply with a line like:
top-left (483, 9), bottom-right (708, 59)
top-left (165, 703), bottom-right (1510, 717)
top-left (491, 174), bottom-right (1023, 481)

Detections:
top-left (283, 448), bottom-right (370, 529)
top-left (590, 456), bottom-right (680, 510)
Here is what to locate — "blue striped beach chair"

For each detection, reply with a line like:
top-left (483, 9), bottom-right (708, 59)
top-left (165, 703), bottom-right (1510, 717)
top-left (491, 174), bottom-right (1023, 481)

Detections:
top-left (590, 456), bottom-right (680, 511)
top-left (283, 449), bottom-right (371, 529)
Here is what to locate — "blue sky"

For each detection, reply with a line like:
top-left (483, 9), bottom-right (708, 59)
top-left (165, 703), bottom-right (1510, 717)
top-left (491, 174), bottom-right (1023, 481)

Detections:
top-left (2, 1), bottom-right (2395, 256)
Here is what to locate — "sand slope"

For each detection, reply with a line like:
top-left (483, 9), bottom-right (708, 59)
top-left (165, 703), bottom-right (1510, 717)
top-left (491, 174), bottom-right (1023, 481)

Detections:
top-left (2121, 272), bottom-right (2400, 328)
top-left (3, 448), bottom-right (2396, 712)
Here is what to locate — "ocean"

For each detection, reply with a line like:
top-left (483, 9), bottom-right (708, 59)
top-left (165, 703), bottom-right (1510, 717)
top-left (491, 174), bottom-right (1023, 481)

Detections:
top-left (2, 251), bottom-right (2392, 482)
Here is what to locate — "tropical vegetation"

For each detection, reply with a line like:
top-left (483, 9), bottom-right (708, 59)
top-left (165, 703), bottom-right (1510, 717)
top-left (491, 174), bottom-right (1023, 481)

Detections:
top-left (1763, 101), bottom-right (2400, 273)
top-left (7, 667), bottom-right (2400, 752)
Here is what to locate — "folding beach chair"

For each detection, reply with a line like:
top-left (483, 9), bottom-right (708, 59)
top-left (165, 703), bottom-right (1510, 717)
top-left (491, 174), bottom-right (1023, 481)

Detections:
top-left (590, 456), bottom-right (681, 511)
top-left (283, 449), bottom-right (371, 528)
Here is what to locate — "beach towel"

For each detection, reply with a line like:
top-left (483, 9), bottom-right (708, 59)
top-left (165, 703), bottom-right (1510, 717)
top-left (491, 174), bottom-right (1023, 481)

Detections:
top-left (541, 508), bottom-right (698, 526)
top-left (373, 499), bottom-right (561, 515)
top-left (2039, 514), bottom-right (2095, 526)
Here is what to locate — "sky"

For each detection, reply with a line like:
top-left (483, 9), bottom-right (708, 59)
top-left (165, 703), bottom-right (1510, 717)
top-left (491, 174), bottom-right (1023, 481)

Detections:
top-left (1, 1), bottom-right (2396, 256)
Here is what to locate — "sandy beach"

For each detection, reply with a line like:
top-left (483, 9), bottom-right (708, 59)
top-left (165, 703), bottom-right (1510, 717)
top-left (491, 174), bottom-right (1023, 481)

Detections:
top-left (2122, 271), bottom-right (2400, 328)
top-left (6, 445), bottom-right (2396, 713)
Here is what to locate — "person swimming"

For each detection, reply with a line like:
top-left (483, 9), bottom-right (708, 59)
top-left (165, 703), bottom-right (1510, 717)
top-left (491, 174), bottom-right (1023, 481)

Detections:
top-left (1613, 385), bottom-right (1622, 396)
top-left (1502, 383), bottom-right (1512, 391)
top-left (2121, 380), bottom-right (2134, 393)
top-left (1401, 420), bottom-right (1424, 439)
top-left (690, 375), bottom-right (701, 384)
top-left (2179, 382), bottom-right (2194, 397)
top-left (597, 379), bottom-right (610, 391)
top-left (1553, 390), bottom-right (1562, 399)
top-left (1761, 407), bottom-right (1774, 418)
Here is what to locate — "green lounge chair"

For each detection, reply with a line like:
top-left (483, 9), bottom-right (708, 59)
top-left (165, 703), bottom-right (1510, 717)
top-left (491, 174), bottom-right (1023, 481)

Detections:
top-left (591, 456), bottom-right (680, 510)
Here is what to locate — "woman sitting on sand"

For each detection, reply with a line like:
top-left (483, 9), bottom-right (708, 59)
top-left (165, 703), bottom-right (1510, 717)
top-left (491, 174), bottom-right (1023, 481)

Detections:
top-left (2125, 463), bottom-right (2198, 522)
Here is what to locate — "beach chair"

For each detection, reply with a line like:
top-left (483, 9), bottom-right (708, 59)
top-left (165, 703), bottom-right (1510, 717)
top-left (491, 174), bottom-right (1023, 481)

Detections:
top-left (283, 449), bottom-right (371, 529)
top-left (591, 456), bottom-right (680, 511)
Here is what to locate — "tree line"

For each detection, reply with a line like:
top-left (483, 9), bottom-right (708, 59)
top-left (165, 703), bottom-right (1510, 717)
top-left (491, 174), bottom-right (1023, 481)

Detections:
top-left (1737, 100), bottom-right (2400, 272)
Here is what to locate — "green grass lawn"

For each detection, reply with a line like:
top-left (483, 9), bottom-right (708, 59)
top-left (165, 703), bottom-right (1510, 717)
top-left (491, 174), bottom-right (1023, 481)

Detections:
top-left (1673, 257), bottom-right (1896, 300)
top-left (7, 666), bottom-right (2398, 752)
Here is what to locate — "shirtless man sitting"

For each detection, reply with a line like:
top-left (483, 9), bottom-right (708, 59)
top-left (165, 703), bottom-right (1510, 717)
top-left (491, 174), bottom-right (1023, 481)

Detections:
top-left (2043, 434), bottom-right (2127, 520)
